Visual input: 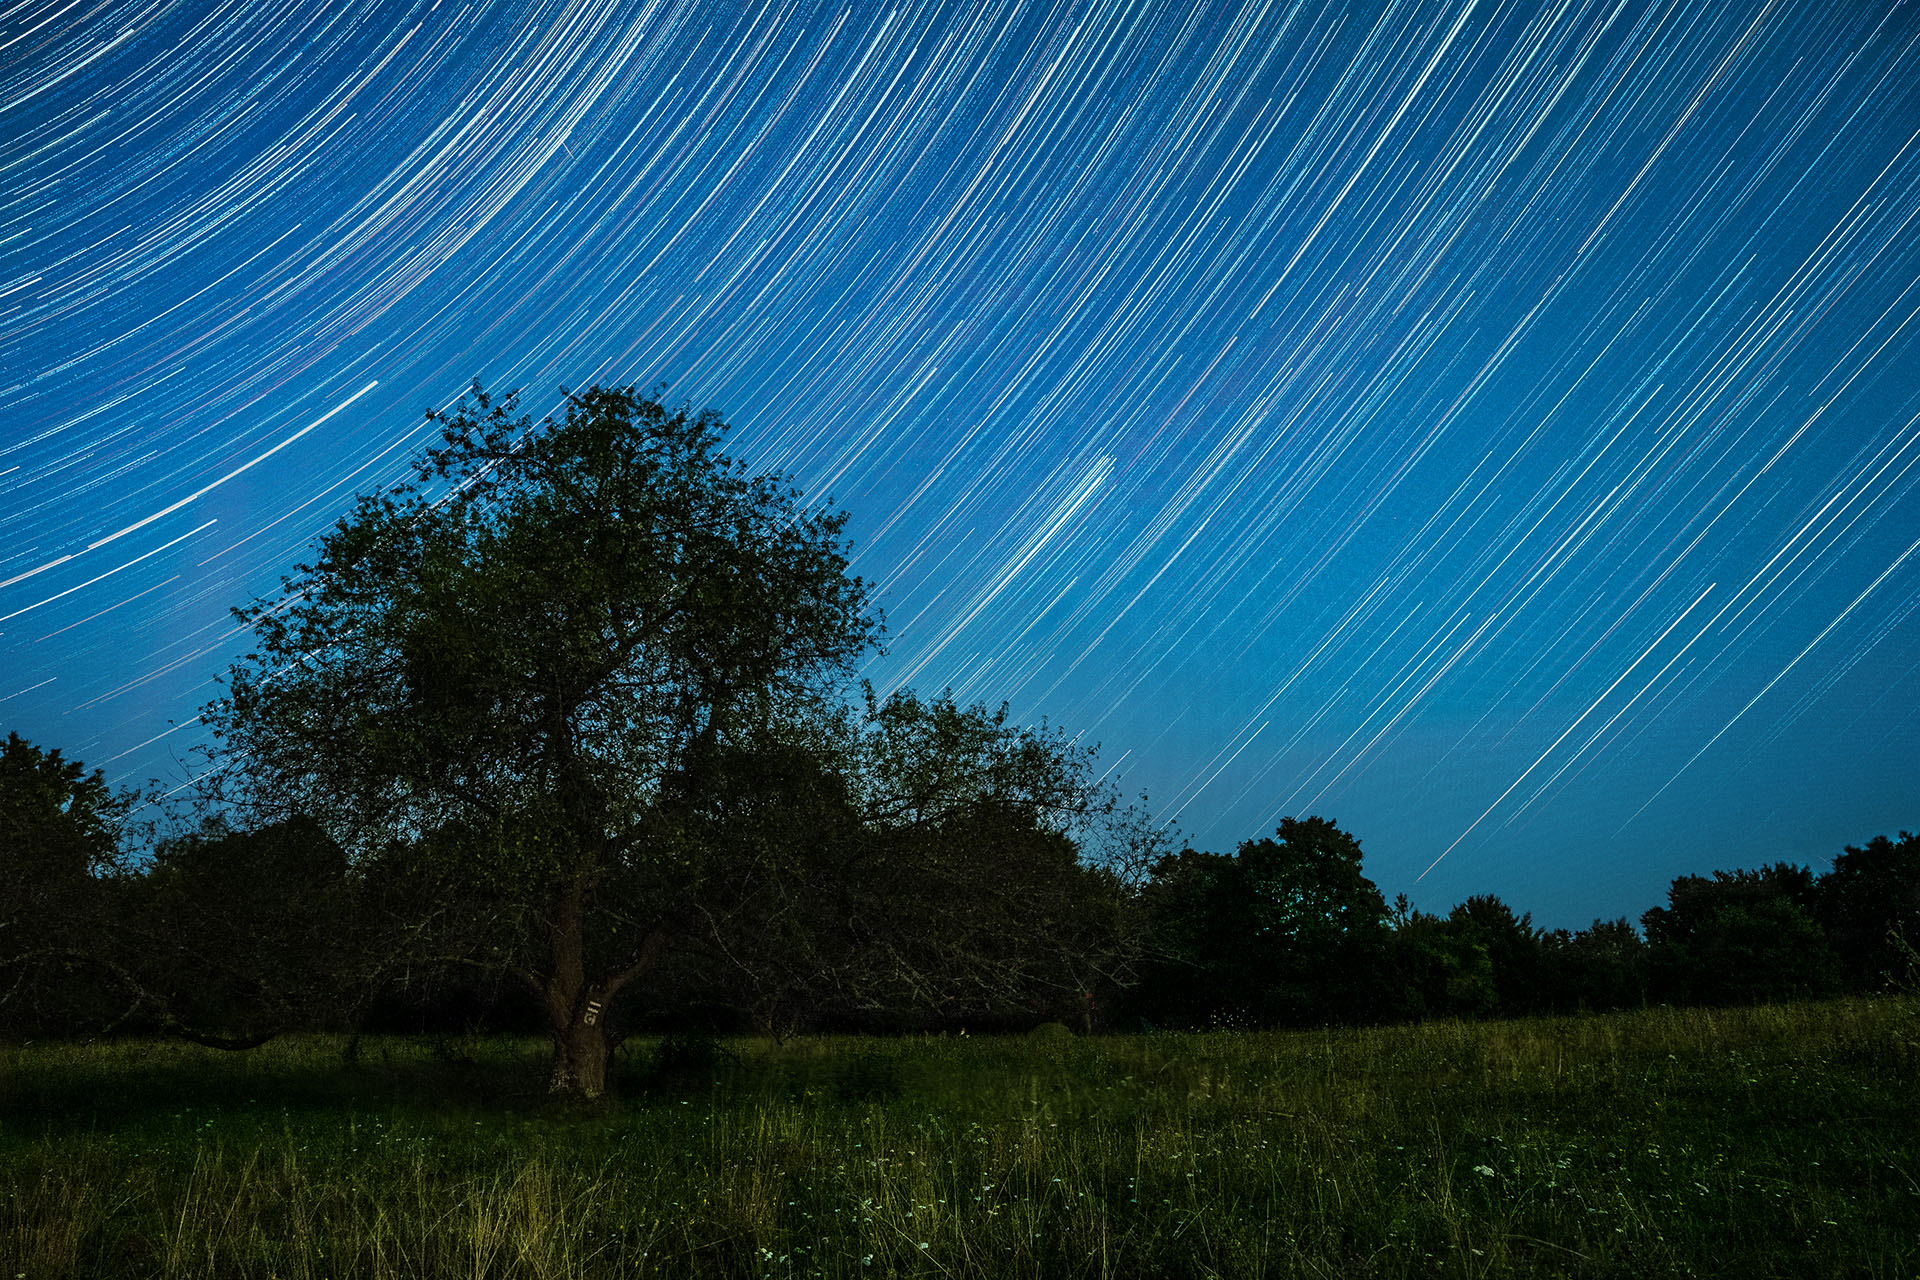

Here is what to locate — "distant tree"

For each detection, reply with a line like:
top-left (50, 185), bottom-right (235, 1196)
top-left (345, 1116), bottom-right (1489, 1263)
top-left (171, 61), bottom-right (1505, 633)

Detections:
top-left (670, 690), bottom-right (1131, 1036)
top-left (842, 691), bottom-right (1131, 1029)
top-left (1541, 917), bottom-right (1648, 1012)
top-left (207, 384), bottom-right (875, 1097)
top-left (0, 733), bottom-right (134, 1031)
top-left (1449, 895), bottom-right (1550, 1015)
top-left (1125, 846), bottom-right (1229, 1027)
top-left (117, 817), bottom-right (374, 1046)
top-left (1385, 900), bottom-right (1496, 1020)
top-left (1815, 832), bottom-right (1920, 990)
top-left (644, 735), bottom-right (862, 1037)
top-left (1642, 864), bottom-right (1841, 1005)
top-left (1133, 816), bottom-right (1392, 1027)
top-left (1239, 817), bottom-right (1394, 1023)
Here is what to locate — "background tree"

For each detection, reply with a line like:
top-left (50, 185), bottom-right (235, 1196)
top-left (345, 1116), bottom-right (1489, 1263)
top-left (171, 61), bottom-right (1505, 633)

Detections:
top-left (1384, 898), bottom-right (1497, 1019)
top-left (208, 384), bottom-right (874, 1097)
top-left (0, 733), bottom-right (134, 1032)
top-left (1449, 895), bottom-right (1550, 1015)
top-left (1540, 917), bottom-right (1648, 1012)
top-left (837, 690), bottom-right (1126, 1029)
top-left (1131, 816), bottom-right (1392, 1028)
top-left (1815, 832), bottom-right (1920, 990)
top-left (671, 690), bottom-right (1133, 1036)
top-left (653, 733), bottom-right (865, 1038)
top-left (1642, 864), bottom-right (1841, 1005)
top-left (117, 817), bottom-right (372, 1046)
top-left (1124, 845), bottom-right (1235, 1028)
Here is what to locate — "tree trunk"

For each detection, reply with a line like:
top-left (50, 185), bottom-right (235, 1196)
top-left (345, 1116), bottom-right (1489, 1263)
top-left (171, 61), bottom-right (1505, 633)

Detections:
top-left (543, 874), bottom-right (606, 1097)
top-left (550, 1013), bottom-right (611, 1098)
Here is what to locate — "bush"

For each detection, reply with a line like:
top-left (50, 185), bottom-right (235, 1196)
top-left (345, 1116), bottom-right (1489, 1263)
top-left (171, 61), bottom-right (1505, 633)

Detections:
top-left (647, 1033), bottom-right (732, 1089)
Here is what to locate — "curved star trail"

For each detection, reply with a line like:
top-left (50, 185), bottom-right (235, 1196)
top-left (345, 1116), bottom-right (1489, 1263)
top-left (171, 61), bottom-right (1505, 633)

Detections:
top-left (4, 0), bottom-right (1918, 925)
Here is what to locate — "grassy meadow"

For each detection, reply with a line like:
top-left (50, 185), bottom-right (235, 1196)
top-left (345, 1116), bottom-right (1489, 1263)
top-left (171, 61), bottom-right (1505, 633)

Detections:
top-left (2, 999), bottom-right (1916, 1278)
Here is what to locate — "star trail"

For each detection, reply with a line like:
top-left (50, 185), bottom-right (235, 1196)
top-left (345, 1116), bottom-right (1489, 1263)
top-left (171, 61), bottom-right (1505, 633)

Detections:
top-left (4, 0), bottom-right (1918, 925)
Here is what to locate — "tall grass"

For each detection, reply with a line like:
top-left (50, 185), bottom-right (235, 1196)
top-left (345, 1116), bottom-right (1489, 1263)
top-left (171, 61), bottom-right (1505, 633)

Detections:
top-left (3, 998), bottom-right (1915, 1277)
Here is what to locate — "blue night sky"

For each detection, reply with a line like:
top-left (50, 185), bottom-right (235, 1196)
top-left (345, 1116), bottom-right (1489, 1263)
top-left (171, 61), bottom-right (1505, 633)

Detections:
top-left (4, 0), bottom-right (1917, 929)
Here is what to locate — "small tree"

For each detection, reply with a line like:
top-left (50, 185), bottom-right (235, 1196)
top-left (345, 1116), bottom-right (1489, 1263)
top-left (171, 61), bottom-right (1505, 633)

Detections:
top-left (208, 384), bottom-right (874, 1096)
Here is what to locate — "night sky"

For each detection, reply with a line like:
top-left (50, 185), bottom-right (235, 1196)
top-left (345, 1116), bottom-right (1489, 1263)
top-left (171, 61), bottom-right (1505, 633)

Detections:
top-left (5, 0), bottom-right (1919, 929)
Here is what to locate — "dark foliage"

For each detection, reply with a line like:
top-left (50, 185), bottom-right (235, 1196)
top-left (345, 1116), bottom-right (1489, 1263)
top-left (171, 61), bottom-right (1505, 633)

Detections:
top-left (1449, 895), bottom-right (1552, 1015)
top-left (1386, 900), bottom-right (1498, 1019)
top-left (1817, 831), bottom-right (1920, 989)
top-left (646, 689), bottom-right (1135, 1037)
top-left (122, 817), bottom-right (373, 1040)
top-left (1642, 863), bottom-right (1842, 1005)
top-left (204, 383), bottom-right (878, 1094)
top-left (1541, 917), bottom-right (1649, 1011)
top-left (0, 732), bottom-right (133, 1032)
top-left (1130, 816), bottom-right (1393, 1028)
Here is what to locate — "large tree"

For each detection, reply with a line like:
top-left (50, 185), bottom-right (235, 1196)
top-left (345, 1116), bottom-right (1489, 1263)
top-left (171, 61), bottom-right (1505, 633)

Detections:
top-left (208, 384), bottom-right (874, 1096)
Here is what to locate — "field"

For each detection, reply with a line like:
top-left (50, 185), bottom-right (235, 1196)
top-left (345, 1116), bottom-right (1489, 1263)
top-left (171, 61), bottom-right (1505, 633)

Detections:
top-left (2, 999), bottom-right (1916, 1278)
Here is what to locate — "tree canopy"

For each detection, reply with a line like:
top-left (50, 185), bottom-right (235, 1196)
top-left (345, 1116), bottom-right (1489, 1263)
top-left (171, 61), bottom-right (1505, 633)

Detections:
top-left (1816, 832), bottom-right (1920, 988)
top-left (658, 688), bottom-right (1132, 1036)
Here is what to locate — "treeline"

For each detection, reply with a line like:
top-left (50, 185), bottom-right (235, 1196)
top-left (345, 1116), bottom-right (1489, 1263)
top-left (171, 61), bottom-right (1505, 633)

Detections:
top-left (3, 384), bottom-right (1914, 1097)
top-left (1122, 818), bottom-right (1919, 1029)
top-left (0, 713), bottom-right (1134, 1048)
top-left (5, 726), bottom-right (1914, 1049)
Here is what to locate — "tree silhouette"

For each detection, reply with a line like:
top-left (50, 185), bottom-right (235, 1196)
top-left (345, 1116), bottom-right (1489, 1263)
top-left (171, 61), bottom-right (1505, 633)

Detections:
top-left (1134, 816), bottom-right (1391, 1027)
top-left (1816, 832), bottom-right (1920, 990)
top-left (1642, 864), bottom-right (1840, 1005)
top-left (0, 733), bottom-right (132, 1030)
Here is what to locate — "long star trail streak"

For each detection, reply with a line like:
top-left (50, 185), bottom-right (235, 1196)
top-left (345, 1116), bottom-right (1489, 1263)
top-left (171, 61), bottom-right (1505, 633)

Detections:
top-left (3, 0), bottom-right (1917, 924)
